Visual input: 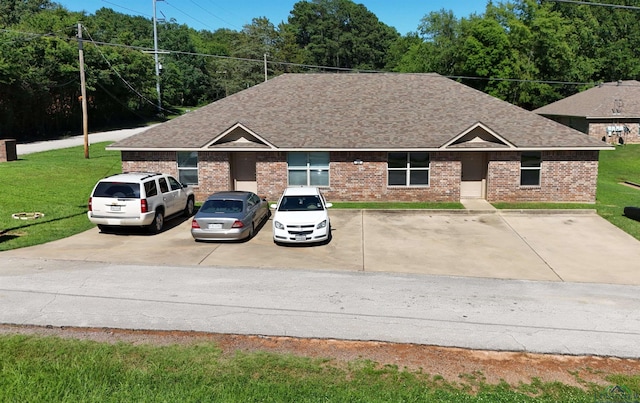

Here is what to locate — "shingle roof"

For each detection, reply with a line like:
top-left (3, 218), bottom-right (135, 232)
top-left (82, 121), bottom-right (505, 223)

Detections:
top-left (111, 73), bottom-right (608, 151)
top-left (534, 80), bottom-right (640, 118)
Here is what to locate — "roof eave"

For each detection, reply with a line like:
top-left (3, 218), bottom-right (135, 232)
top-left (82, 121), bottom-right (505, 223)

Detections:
top-left (107, 146), bottom-right (614, 152)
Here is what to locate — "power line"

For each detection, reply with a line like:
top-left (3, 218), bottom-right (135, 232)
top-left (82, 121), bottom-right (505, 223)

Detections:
top-left (82, 26), bottom-right (171, 113)
top-left (1, 28), bottom-right (620, 87)
top-left (547, 0), bottom-right (640, 10)
top-left (100, 0), bottom-right (152, 18)
top-left (190, 0), bottom-right (242, 30)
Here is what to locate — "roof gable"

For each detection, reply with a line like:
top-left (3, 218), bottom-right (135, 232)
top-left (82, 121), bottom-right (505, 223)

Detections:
top-left (205, 123), bottom-right (275, 149)
top-left (442, 122), bottom-right (515, 149)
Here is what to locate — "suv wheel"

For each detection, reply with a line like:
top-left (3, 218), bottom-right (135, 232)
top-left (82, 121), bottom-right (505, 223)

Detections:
top-left (183, 197), bottom-right (195, 217)
top-left (148, 211), bottom-right (164, 234)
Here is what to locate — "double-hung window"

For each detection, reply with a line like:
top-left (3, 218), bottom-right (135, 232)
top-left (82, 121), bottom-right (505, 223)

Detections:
top-left (387, 152), bottom-right (430, 186)
top-left (177, 151), bottom-right (198, 185)
top-left (287, 152), bottom-right (329, 186)
top-left (520, 152), bottom-right (541, 186)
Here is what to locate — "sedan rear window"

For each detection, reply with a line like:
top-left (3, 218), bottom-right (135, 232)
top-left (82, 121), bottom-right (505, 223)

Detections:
top-left (93, 182), bottom-right (140, 198)
top-left (200, 199), bottom-right (244, 214)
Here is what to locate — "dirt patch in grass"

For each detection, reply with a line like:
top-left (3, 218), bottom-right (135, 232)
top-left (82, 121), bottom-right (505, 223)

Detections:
top-left (1, 324), bottom-right (638, 388)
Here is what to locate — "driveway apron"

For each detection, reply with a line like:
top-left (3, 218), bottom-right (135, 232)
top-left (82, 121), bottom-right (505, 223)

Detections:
top-left (2, 209), bottom-right (640, 285)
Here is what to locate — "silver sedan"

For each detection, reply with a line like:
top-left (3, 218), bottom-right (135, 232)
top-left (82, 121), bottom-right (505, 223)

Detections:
top-left (191, 191), bottom-right (270, 241)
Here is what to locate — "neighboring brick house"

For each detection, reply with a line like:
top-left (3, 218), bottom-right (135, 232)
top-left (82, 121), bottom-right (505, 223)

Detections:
top-left (108, 73), bottom-right (611, 203)
top-left (535, 80), bottom-right (640, 145)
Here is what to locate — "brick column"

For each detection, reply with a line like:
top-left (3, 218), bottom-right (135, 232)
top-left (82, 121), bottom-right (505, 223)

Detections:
top-left (0, 139), bottom-right (17, 162)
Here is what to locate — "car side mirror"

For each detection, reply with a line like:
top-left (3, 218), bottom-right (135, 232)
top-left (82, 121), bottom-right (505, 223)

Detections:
top-left (270, 203), bottom-right (278, 209)
top-left (326, 202), bottom-right (333, 208)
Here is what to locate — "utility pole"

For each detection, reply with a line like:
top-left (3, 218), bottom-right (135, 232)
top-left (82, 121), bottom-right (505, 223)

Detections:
top-left (152, 0), bottom-right (164, 113)
top-left (77, 22), bottom-right (89, 159)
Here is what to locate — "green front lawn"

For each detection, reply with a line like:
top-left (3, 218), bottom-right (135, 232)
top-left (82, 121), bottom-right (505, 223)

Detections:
top-left (0, 142), bottom-right (121, 251)
top-left (1, 334), bottom-right (636, 402)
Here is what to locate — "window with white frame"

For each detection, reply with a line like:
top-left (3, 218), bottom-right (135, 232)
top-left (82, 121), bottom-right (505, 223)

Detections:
top-left (177, 151), bottom-right (198, 185)
top-left (287, 152), bottom-right (329, 186)
top-left (387, 152), bottom-right (430, 186)
top-left (520, 152), bottom-right (541, 186)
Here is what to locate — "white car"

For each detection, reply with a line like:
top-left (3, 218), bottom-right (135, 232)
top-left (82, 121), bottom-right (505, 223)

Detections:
top-left (271, 187), bottom-right (332, 245)
top-left (88, 172), bottom-right (195, 233)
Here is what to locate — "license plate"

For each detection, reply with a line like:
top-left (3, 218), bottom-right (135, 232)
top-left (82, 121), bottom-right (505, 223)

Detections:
top-left (295, 235), bottom-right (306, 241)
top-left (110, 205), bottom-right (121, 212)
top-left (208, 223), bottom-right (223, 229)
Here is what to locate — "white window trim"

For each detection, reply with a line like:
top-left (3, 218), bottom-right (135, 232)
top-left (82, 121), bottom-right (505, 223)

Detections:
top-left (387, 152), bottom-right (430, 187)
top-left (287, 152), bottom-right (330, 187)
top-left (177, 151), bottom-right (199, 185)
top-left (520, 153), bottom-right (541, 187)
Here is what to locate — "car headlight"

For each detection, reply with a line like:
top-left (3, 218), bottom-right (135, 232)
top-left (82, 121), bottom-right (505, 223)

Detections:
top-left (316, 220), bottom-right (327, 229)
top-left (274, 221), bottom-right (284, 230)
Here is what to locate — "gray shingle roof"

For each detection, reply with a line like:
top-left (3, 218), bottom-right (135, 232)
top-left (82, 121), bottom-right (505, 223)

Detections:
top-left (111, 73), bottom-right (608, 151)
top-left (534, 80), bottom-right (640, 118)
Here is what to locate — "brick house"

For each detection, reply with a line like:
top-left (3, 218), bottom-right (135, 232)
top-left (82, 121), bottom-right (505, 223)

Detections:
top-left (108, 73), bottom-right (611, 203)
top-left (534, 80), bottom-right (640, 145)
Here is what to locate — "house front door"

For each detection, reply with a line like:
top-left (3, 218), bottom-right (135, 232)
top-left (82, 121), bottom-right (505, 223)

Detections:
top-left (460, 152), bottom-right (487, 199)
top-left (231, 152), bottom-right (257, 193)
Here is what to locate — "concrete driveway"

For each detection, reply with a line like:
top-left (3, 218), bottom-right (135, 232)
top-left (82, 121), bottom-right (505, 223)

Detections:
top-left (3, 209), bottom-right (640, 285)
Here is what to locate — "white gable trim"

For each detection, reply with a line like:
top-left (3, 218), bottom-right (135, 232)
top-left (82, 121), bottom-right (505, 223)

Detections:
top-left (440, 122), bottom-right (516, 149)
top-left (203, 122), bottom-right (278, 149)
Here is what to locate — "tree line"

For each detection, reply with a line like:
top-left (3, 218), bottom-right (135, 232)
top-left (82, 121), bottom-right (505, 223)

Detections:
top-left (1, 0), bottom-right (640, 141)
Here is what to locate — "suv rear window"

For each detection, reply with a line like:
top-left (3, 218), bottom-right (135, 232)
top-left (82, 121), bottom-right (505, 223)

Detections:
top-left (93, 182), bottom-right (140, 198)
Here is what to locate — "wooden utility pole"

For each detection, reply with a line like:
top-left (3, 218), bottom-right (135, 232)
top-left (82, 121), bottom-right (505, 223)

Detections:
top-left (77, 22), bottom-right (89, 158)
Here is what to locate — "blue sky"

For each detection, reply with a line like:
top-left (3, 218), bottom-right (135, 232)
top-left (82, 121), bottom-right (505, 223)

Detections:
top-left (55, 0), bottom-right (488, 35)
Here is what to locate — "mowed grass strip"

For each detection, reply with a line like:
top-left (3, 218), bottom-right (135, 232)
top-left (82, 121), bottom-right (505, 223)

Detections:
top-left (1, 334), bottom-right (631, 402)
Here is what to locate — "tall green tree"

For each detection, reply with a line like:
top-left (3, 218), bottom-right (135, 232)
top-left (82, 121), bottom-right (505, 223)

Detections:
top-left (287, 0), bottom-right (399, 70)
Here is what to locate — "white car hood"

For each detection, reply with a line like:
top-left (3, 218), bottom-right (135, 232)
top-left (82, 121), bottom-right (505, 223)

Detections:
top-left (274, 210), bottom-right (328, 225)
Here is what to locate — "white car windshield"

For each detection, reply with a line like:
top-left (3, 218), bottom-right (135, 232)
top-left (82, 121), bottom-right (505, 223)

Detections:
top-left (278, 195), bottom-right (324, 212)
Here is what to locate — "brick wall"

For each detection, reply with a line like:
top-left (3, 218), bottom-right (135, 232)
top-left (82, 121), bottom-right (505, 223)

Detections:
top-left (0, 139), bottom-right (17, 162)
top-left (589, 121), bottom-right (640, 145)
top-left (486, 151), bottom-right (598, 203)
top-left (121, 150), bottom-right (599, 203)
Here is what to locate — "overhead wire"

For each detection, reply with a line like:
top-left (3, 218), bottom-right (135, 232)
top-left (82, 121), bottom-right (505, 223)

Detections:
top-left (5, 25), bottom-right (640, 112)
top-left (189, 0), bottom-right (242, 30)
top-left (81, 26), bottom-right (173, 113)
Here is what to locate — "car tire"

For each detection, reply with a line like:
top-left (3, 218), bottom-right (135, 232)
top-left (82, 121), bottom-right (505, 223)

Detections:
top-left (248, 223), bottom-right (255, 240)
top-left (148, 211), bottom-right (164, 234)
top-left (183, 197), bottom-right (195, 217)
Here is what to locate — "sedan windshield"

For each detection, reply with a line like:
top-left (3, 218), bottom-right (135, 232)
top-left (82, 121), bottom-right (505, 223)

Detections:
top-left (200, 199), bottom-right (243, 214)
top-left (278, 195), bottom-right (324, 211)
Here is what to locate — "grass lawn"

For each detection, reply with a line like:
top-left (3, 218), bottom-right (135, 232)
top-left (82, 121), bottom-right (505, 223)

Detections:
top-left (1, 334), bottom-right (636, 402)
top-left (0, 142), bottom-right (122, 251)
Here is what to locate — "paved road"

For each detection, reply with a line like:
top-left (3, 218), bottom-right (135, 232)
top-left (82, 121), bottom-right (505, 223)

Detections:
top-left (16, 126), bottom-right (155, 155)
top-left (1, 256), bottom-right (639, 358)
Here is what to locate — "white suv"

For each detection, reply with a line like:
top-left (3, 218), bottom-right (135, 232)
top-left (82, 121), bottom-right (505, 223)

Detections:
top-left (88, 172), bottom-right (195, 233)
top-left (271, 187), bottom-right (332, 244)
